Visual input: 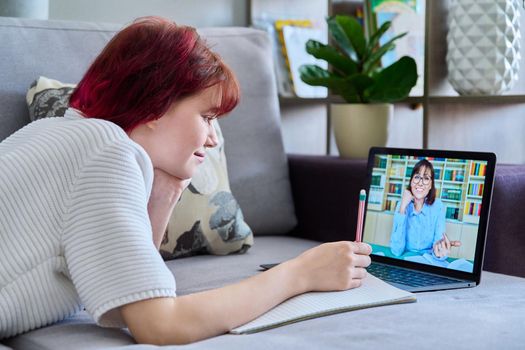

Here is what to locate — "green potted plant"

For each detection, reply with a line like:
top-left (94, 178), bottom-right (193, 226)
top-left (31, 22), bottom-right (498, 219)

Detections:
top-left (300, 14), bottom-right (418, 158)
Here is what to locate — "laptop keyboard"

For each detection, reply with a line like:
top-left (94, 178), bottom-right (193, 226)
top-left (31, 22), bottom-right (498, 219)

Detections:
top-left (367, 262), bottom-right (461, 287)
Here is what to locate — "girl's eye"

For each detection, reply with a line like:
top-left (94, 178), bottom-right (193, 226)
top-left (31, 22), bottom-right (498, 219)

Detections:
top-left (202, 115), bottom-right (216, 124)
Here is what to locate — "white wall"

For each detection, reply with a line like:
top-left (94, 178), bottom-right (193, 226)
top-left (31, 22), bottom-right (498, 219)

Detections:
top-left (49, 0), bottom-right (247, 27)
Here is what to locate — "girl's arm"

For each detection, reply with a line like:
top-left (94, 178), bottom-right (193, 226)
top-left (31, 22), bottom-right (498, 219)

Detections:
top-left (121, 241), bottom-right (372, 345)
top-left (134, 168), bottom-right (371, 345)
top-left (390, 198), bottom-right (409, 256)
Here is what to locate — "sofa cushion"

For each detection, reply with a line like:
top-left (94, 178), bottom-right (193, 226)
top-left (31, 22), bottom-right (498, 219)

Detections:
top-left (3, 236), bottom-right (525, 350)
top-left (25, 76), bottom-right (254, 259)
top-left (0, 17), bottom-right (297, 236)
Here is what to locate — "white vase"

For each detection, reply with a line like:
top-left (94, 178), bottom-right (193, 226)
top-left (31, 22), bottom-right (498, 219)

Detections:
top-left (0, 0), bottom-right (49, 19)
top-left (446, 0), bottom-right (521, 95)
top-left (331, 103), bottom-right (393, 159)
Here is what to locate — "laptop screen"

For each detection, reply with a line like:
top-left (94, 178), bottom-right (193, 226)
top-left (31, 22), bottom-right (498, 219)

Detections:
top-left (363, 150), bottom-right (495, 274)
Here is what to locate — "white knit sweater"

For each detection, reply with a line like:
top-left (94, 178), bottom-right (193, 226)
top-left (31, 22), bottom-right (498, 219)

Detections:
top-left (0, 109), bottom-right (176, 339)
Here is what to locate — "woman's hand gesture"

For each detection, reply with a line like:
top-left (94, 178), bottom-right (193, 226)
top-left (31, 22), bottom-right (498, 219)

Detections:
top-left (400, 189), bottom-right (414, 214)
top-left (433, 233), bottom-right (462, 258)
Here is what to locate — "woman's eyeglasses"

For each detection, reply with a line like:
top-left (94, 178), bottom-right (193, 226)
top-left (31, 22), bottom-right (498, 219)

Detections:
top-left (412, 174), bottom-right (432, 185)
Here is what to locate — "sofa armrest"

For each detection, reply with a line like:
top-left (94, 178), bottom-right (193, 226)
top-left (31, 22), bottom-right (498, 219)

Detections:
top-left (288, 155), bottom-right (525, 278)
top-left (483, 165), bottom-right (525, 278)
top-left (287, 154), bottom-right (367, 243)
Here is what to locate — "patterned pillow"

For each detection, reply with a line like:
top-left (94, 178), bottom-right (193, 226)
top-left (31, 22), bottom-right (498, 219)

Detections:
top-left (27, 76), bottom-right (254, 259)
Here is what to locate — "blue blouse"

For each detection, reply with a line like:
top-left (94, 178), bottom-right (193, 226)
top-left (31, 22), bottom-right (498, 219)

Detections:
top-left (390, 198), bottom-right (447, 260)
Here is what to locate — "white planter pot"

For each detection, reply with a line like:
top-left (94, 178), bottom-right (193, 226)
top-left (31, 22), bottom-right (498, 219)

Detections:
top-left (331, 103), bottom-right (393, 159)
top-left (446, 0), bottom-right (521, 95)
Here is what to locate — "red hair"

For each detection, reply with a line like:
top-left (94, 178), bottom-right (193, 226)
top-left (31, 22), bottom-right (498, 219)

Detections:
top-left (69, 16), bottom-right (239, 132)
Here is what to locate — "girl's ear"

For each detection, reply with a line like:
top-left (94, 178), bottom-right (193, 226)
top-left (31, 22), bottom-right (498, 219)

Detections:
top-left (145, 118), bottom-right (159, 131)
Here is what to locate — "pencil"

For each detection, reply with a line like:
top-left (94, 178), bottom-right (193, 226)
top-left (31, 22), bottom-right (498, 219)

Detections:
top-left (355, 189), bottom-right (366, 242)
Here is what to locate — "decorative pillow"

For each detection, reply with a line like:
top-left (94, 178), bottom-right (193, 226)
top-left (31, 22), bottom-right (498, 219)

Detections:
top-left (27, 76), bottom-right (254, 259)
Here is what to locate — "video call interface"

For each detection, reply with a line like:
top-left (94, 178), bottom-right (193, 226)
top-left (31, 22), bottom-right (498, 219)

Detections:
top-left (363, 154), bottom-right (489, 273)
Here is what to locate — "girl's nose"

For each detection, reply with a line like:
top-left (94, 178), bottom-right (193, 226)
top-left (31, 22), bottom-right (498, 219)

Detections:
top-left (205, 124), bottom-right (219, 148)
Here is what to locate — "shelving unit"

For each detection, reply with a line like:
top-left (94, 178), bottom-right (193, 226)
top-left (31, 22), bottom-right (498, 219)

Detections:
top-left (249, 0), bottom-right (525, 163)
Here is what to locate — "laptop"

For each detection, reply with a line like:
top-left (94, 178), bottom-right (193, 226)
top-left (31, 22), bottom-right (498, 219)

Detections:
top-left (260, 147), bottom-right (496, 293)
top-left (362, 147), bottom-right (496, 292)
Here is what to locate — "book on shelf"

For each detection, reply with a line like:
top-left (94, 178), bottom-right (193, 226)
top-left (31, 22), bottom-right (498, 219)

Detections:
top-left (434, 168), bottom-right (442, 180)
top-left (391, 155), bottom-right (406, 159)
top-left (442, 188), bottom-right (462, 201)
top-left (385, 198), bottom-right (399, 211)
top-left (416, 156), bottom-right (446, 162)
top-left (447, 158), bottom-right (467, 163)
top-left (275, 19), bottom-right (312, 97)
top-left (366, 0), bottom-right (425, 96)
top-left (369, 188), bottom-right (384, 205)
top-left (388, 183), bottom-right (403, 195)
top-left (374, 157), bottom-right (388, 168)
top-left (470, 162), bottom-right (487, 176)
top-left (464, 202), bottom-right (482, 216)
top-left (468, 183), bottom-right (484, 196)
top-left (446, 206), bottom-right (460, 220)
top-left (251, 19), bottom-right (294, 97)
top-left (443, 169), bottom-right (465, 182)
top-left (389, 166), bottom-right (405, 177)
top-left (282, 25), bottom-right (328, 98)
top-left (372, 174), bottom-right (385, 187)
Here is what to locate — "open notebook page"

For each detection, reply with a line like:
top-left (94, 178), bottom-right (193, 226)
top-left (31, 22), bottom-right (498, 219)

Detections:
top-left (231, 273), bottom-right (416, 334)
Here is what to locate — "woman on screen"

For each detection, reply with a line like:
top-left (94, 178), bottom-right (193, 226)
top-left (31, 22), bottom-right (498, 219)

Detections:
top-left (390, 159), bottom-right (461, 259)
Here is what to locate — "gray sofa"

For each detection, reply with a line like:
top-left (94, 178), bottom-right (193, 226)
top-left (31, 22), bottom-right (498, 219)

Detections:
top-left (1, 17), bottom-right (524, 350)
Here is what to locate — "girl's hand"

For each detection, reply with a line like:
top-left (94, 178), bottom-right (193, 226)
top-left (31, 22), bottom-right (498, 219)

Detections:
top-left (148, 168), bottom-right (191, 249)
top-left (291, 241), bottom-right (372, 293)
top-left (400, 189), bottom-right (414, 214)
top-left (149, 168), bottom-right (191, 205)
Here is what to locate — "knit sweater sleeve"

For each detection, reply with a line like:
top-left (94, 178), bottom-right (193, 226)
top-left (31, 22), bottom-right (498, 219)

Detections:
top-left (61, 139), bottom-right (176, 328)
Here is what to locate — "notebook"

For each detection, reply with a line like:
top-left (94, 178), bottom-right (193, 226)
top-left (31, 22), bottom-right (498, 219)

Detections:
top-left (363, 147), bottom-right (496, 292)
top-left (230, 273), bottom-right (415, 334)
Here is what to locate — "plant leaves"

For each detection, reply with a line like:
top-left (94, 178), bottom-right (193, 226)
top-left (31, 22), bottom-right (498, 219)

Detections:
top-left (300, 65), bottom-right (360, 103)
top-left (363, 42), bottom-right (396, 74)
top-left (363, 32), bottom-right (407, 74)
top-left (299, 64), bottom-right (344, 88)
top-left (305, 40), bottom-right (358, 76)
top-left (327, 16), bottom-right (357, 60)
top-left (367, 21), bottom-right (391, 53)
top-left (335, 15), bottom-right (367, 60)
top-left (365, 56), bottom-right (418, 103)
top-left (344, 74), bottom-right (375, 103)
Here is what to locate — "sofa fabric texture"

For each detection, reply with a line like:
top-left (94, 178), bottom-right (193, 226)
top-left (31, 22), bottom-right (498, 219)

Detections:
top-left (0, 17), bottom-right (297, 236)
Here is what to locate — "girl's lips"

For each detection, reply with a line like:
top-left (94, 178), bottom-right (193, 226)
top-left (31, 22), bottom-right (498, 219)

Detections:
top-left (194, 151), bottom-right (205, 162)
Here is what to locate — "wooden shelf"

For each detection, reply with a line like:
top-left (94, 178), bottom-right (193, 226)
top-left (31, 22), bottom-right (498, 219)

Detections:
top-left (279, 95), bottom-right (425, 105)
top-left (256, 0), bottom-right (525, 158)
top-left (428, 95), bottom-right (525, 104)
top-left (278, 96), bottom-right (328, 105)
